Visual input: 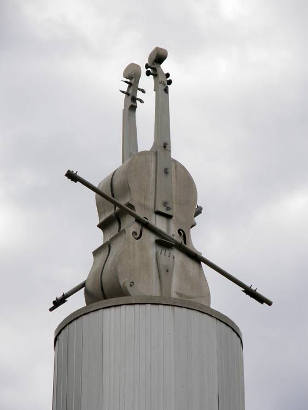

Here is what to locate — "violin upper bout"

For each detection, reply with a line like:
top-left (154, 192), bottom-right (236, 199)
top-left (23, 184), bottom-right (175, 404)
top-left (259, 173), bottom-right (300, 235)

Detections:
top-left (172, 159), bottom-right (198, 229)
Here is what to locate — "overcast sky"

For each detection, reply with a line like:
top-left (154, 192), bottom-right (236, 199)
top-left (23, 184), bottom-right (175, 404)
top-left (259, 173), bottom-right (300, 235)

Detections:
top-left (1, 1), bottom-right (307, 409)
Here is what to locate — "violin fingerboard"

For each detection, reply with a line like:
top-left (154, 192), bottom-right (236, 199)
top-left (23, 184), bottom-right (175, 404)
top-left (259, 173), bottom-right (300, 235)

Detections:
top-left (154, 150), bottom-right (173, 217)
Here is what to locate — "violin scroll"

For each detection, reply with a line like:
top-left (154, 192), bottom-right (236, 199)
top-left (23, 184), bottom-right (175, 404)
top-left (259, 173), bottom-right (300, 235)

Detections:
top-left (123, 63), bottom-right (141, 81)
top-left (120, 63), bottom-right (143, 108)
top-left (148, 47), bottom-right (168, 65)
top-left (146, 47), bottom-right (173, 91)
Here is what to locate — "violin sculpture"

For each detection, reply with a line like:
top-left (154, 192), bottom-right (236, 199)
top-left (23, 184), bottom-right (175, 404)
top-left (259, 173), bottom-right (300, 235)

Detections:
top-left (85, 47), bottom-right (211, 306)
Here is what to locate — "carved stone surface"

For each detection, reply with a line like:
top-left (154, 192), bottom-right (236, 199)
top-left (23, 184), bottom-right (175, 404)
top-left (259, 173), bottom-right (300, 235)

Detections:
top-left (85, 152), bottom-right (210, 306)
top-left (84, 47), bottom-right (211, 307)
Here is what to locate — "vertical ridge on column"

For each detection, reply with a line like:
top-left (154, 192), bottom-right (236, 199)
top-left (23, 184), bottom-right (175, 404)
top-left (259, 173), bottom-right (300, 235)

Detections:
top-left (150, 305), bottom-right (163, 410)
top-left (145, 304), bottom-right (151, 410)
top-left (217, 322), bottom-right (244, 410)
top-left (139, 304), bottom-right (146, 410)
top-left (67, 322), bottom-right (75, 410)
top-left (133, 304), bottom-right (139, 410)
top-left (237, 336), bottom-right (245, 409)
top-left (163, 305), bottom-right (175, 410)
top-left (186, 308), bottom-right (193, 410)
top-left (198, 314), bottom-right (217, 410)
top-left (158, 305), bottom-right (164, 410)
top-left (124, 304), bottom-right (134, 410)
top-left (74, 318), bottom-right (82, 410)
top-left (52, 336), bottom-right (58, 410)
top-left (59, 327), bottom-right (68, 410)
top-left (190, 310), bottom-right (198, 410)
top-left (110, 307), bottom-right (116, 409)
top-left (174, 306), bottom-right (187, 410)
top-left (119, 306), bottom-right (125, 410)
top-left (102, 307), bottom-right (109, 409)
top-left (81, 312), bottom-right (103, 410)
top-left (56, 332), bottom-right (62, 410)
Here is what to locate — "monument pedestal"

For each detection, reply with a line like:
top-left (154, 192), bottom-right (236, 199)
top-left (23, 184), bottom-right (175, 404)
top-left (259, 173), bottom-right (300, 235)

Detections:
top-left (53, 297), bottom-right (245, 410)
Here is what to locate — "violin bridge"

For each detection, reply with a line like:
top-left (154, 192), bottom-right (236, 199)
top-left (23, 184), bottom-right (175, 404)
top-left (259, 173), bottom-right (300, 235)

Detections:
top-left (156, 241), bottom-right (175, 297)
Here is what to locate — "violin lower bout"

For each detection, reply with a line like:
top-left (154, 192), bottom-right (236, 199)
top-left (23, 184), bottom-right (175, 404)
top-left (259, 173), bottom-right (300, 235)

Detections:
top-left (85, 224), bottom-right (211, 307)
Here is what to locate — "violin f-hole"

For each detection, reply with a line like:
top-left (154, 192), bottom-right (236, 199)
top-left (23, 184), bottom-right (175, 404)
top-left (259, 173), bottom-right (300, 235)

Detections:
top-left (178, 228), bottom-right (187, 245)
top-left (132, 224), bottom-right (143, 240)
top-left (132, 217), bottom-right (148, 240)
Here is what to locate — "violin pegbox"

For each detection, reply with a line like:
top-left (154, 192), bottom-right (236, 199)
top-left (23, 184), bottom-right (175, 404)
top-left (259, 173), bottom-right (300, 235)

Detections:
top-left (120, 63), bottom-right (145, 106)
top-left (145, 47), bottom-right (172, 93)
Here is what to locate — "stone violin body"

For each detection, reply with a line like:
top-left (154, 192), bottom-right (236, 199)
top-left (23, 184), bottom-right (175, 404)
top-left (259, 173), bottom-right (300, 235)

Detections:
top-left (85, 47), bottom-right (211, 306)
top-left (49, 47), bottom-right (272, 312)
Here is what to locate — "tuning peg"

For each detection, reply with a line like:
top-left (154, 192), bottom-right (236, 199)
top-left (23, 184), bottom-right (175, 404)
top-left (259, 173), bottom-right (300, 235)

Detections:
top-left (120, 90), bottom-right (130, 96)
top-left (165, 73), bottom-right (170, 78)
top-left (194, 205), bottom-right (203, 217)
top-left (146, 69), bottom-right (157, 77)
top-left (145, 63), bottom-right (155, 70)
top-left (131, 96), bottom-right (144, 103)
top-left (122, 80), bottom-right (132, 86)
top-left (138, 87), bottom-right (146, 93)
top-left (167, 79), bottom-right (172, 85)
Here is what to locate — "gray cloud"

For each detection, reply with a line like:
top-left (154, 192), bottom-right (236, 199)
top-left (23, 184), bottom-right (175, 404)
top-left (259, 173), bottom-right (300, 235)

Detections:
top-left (1, 1), bottom-right (307, 409)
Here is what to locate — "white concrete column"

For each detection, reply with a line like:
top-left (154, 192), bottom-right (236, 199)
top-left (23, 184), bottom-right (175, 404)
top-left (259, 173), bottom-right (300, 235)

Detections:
top-left (53, 297), bottom-right (245, 410)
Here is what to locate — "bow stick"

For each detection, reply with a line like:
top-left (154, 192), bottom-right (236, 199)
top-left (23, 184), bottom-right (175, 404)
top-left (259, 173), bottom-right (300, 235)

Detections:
top-left (48, 169), bottom-right (273, 311)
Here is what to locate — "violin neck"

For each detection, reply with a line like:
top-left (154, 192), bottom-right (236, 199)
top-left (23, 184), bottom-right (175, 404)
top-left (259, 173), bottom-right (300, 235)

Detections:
top-left (121, 63), bottom-right (142, 163)
top-left (153, 80), bottom-right (173, 218)
top-left (122, 104), bottom-right (138, 163)
top-left (146, 48), bottom-right (173, 218)
top-left (152, 85), bottom-right (171, 154)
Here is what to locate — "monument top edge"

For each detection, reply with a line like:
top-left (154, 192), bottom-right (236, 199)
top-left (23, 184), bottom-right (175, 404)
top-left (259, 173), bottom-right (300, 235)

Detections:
top-left (54, 296), bottom-right (242, 344)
